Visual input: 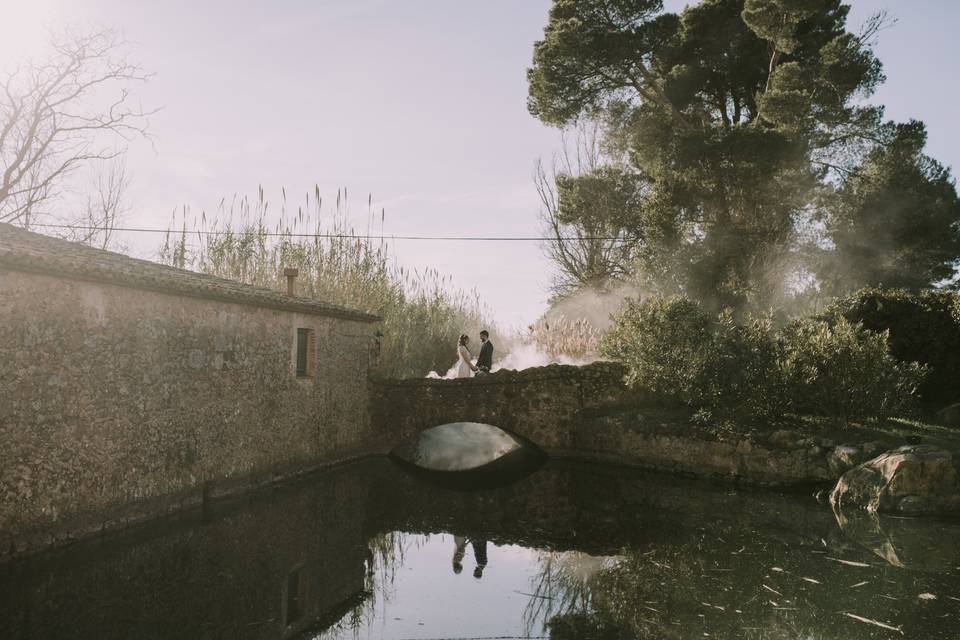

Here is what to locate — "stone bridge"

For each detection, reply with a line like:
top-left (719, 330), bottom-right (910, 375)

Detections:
top-left (369, 361), bottom-right (648, 456)
top-left (369, 360), bottom-right (885, 488)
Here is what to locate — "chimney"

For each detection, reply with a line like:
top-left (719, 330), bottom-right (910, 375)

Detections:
top-left (284, 267), bottom-right (299, 296)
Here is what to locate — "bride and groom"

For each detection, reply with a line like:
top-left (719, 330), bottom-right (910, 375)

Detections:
top-left (456, 330), bottom-right (493, 378)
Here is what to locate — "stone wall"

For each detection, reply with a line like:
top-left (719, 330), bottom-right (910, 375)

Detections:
top-left (0, 269), bottom-right (379, 557)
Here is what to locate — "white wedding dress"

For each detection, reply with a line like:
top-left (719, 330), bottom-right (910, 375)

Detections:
top-left (456, 345), bottom-right (474, 378)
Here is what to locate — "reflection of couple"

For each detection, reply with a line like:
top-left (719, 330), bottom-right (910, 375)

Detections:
top-left (452, 535), bottom-right (488, 578)
top-left (457, 331), bottom-right (494, 379)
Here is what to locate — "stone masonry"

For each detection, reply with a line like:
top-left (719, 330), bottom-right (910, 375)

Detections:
top-left (0, 224), bottom-right (381, 557)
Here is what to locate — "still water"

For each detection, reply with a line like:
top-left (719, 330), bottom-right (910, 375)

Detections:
top-left (3, 458), bottom-right (959, 639)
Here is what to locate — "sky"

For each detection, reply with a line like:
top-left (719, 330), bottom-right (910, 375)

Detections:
top-left (1, 0), bottom-right (958, 328)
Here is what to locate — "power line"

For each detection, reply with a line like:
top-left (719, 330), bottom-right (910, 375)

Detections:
top-left (21, 222), bottom-right (635, 243)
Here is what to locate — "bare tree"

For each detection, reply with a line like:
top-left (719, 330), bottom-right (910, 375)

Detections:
top-left (536, 122), bottom-right (641, 297)
top-left (70, 154), bottom-right (131, 248)
top-left (0, 27), bottom-right (154, 227)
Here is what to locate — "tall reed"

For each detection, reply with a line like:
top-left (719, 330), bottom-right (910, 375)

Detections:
top-left (525, 315), bottom-right (603, 361)
top-left (158, 186), bottom-right (494, 378)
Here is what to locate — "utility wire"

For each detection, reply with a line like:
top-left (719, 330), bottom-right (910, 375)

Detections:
top-left (21, 222), bottom-right (634, 243)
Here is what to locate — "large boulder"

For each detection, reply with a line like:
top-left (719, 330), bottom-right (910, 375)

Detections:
top-left (830, 445), bottom-right (960, 516)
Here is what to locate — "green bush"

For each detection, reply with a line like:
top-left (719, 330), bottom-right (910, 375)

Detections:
top-left (600, 297), bottom-right (784, 422)
top-left (602, 296), bottom-right (926, 424)
top-left (780, 317), bottom-right (927, 422)
top-left (827, 287), bottom-right (960, 406)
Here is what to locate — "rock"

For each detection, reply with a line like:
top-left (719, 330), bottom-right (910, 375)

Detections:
top-left (861, 440), bottom-right (884, 456)
top-left (828, 445), bottom-right (863, 475)
top-left (830, 445), bottom-right (960, 516)
top-left (768, 429), bottom-right (800, 448)
top-left (936, 402), bottom-right (960, 428)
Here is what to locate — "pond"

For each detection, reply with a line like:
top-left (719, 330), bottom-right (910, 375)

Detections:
top-left (2, 458), bottom-right (959, 639)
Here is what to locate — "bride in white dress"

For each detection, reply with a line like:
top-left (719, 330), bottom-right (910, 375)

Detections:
top-left (456, 334), bottom-right (478, 378)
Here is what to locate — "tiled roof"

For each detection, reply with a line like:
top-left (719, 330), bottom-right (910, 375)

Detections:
top-left (0, 223), bottom-right (379, 322)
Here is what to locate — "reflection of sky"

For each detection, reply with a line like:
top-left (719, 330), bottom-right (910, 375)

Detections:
top-left (321, 522), bottom-right (960, 640)
top-left (3, 1), bottom-right (959, 327)
top-left (325, 534), bottom-right (554, 640)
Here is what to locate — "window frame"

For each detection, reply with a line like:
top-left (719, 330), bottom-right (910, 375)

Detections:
top-left (295, 327), bottom-right (316, 378)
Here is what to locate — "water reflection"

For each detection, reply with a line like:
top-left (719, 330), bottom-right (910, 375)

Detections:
top-left (452, 536), bottom-right (488, 578)
top-left (3, 459), bottom-right (959, 640)
top-left (525, 551), bottom-right (623, 633)
top-left (833, 502), bottom-right (960, 572)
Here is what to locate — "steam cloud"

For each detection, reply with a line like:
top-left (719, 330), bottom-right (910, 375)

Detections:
top-left (427, 282), bottom-right (644, 377)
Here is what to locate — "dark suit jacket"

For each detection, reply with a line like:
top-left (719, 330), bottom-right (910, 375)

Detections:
top-left (477, 340), bottom-right (494, 370)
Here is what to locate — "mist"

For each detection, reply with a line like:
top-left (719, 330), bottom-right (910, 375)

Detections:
top-left (426, 282), bottom-right (645, 376)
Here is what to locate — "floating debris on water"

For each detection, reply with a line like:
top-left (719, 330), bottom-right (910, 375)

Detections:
top-left (842, 612), bottom-right (904, 635)
top-left (827, 557), bottom-right (871, 567)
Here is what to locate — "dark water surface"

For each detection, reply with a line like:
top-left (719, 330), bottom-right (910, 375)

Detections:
top-left (3, 458), bottom-right (959, 639)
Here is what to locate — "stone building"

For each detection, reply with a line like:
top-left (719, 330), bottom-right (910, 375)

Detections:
top-left (0, 223), bottom-right (381, 556)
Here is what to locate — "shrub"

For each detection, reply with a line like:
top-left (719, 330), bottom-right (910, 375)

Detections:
top-left (780, 317), bottom-right (927, 422)
top-left (600, 297), bottom-right (784, 422)
top-left (601, 297), bottom-right (713, 405)
top-left (602, 296), bottom-right (926, 425)
top-left (827, 287), bottom-right (960, 406)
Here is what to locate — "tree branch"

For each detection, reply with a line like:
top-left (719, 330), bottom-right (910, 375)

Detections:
top-left (0, 27), bottom-right (153, 225)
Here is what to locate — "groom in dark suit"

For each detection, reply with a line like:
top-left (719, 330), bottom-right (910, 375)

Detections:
top-left (476, 330), bottom-right (494, 374)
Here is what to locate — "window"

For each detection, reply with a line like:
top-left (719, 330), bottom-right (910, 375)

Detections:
top-left (284, 566), bottom-right (307, 625)
top-left (295, 328), bottom-right (315, 378)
